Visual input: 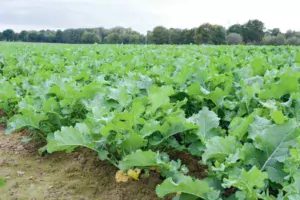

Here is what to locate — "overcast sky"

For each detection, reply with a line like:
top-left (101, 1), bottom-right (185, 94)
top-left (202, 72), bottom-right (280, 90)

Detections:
top-left (1, 0), bottom-right (299, 33)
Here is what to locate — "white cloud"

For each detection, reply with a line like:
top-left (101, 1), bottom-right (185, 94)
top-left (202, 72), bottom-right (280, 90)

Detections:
top-left (0, 0), bottom-right (300, 33)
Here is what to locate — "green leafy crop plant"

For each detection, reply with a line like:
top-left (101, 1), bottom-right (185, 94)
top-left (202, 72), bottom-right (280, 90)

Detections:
top-left (0, 43), bottom-right (300, 199)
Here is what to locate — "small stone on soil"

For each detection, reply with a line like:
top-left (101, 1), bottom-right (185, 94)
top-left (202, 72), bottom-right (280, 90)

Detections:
top-left (17, 170), bottom-right (25, 176)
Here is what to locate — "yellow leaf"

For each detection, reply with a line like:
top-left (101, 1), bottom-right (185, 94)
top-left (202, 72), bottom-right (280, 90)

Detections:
top-left (127, 168), bottom-right (141, 181)
top-left (115, 170), bottom-right (129, 182)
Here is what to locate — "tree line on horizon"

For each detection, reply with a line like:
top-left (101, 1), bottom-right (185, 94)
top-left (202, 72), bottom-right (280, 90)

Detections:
top-left (1, 19), bottom-right (300, 45)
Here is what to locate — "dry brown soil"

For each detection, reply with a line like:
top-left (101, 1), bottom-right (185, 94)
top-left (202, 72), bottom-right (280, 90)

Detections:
top-left (0, 125), bottom-right (162, 200)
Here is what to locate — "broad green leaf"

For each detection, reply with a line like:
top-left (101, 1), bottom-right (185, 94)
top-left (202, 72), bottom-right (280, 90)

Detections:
top-left (18, 96), bottom-right (42, 113)
top-left (187, 83), bottom-right (210, 96)
top-left (148, 85), bottom-right (174, 113)
top-left (156, 174), bottom-right (219, 199)
top-left (108, 87), bottom-right (132, 107)
top-left (259, 73), bottom-right (299, 100)
top-left (118, 150), bottom-right (158, 171)
top-left (100, 113), bottom-right (135, 137)
top-left (140, 119), bottom-right (161, 138)
top-left (98, 150), bottom-right (109, 160)
top-left (79, 82), bottom-right (104, 99)
top-left (244, 82), bottom-right (261, 104)
top-left (248, 116), bottom-right (271, 142)
top-left (266, 162), bottom-right (286, 184)
top-left (188, 141), bottom-right (205, 157)
top-left (5, 113), bottom-right (47, 135)
top-left (0, 82), bottom-right (17, 100)
top-left (241, 143), bottom-right (264, 168)
top-left (271, 110), bottom-right (287, 124)
top-left (42, 97), bottom-right (60, 113)
top-left (120, 133), bottom-right (146, 153)
top-left (202, 136), bottom-right (241, 163)
top-left (255, 120), bottom-right (299, 170)
top-left (283, 171), bottom-right (300, 198)
top-left (250, 57), bottom-right (265, 76)
top-left (172, 65), bottom-right (195, 86)
top-left (208, 88), bottom-right (226, 105)
top-left (259, 99), bottom-right (277, 110)
top-left (229, 116), bottom-right (254, 140)
top-left (47, 124), bottom-right (96, 153)
top-left (187, 107), bottom-right (220, 142)
top-left (223, 166), bottom-right (268, 199)
top-left (131, 99), bottom-right (146, 123)
top-left (151, 114), bottom-right (197, 145)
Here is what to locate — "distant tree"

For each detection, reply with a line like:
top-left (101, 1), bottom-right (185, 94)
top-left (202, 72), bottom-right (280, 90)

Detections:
top-left (139, 35), bottom-right (146, 44)
top-left (270, 28), bottom-right (281, 36)
top-left (72, 29), bottom-right (85, 43)
top-left (120, 33), bottom-right (142, 44)
top-left (276, 34), bottom-right (286, 45)
top-left (293, 32), bottom-right (300, 39)
top-left (61, 29), bottom-right (72, 43)
top-left (126, 34), bottom-right (135, 44)
top-left (19, 30), bottom-right (29, 41)
top-left (61, 29), bottom-right (84, 43)
top-left (97, 27), bottom-right (109, 41)
top-left (105, 33), bottom-right (121, 44)
top-left (227, 33), bottom-right (243, 45)
top-left (262, 35), bottom-right (277, 45)
top-left (43, 30), bottom-right (56, 43)
top-left (194, 23), bottom-right (213, 44)
top-left (55, 30), bottom-right (63, 43)
top-left (285, 30), bottom-right (295, 38)
top-left (81, 31), bottom-right (100, 44)
top-left (109, 27), bottom-right (126, 35)
top-left (212, 25), bottom-right (227, 44)
top-left (0, 32), bottom-right (3, 41)
top-left (194, 23), bottom-right (226, 44)
top-left (152, 26), bottom-right (169, 44)
top-left (13, 33), bottom-right (19, 41)
top-left (181, 28), bottom-right (195, 44)
top-left (146, 31), bottom-right (154, 44)
top-left (120, 34), bottom-right (131, 44)
top-left (2, 29), bottom-right (15, 41)
top-left (242, 20), bottom-right (265, 43)
top-left (168, 28), bottom-right (183, 44)
top-left (266, 28), bottom-right (281, 36)
top-left (227, 24), bottom-right (243, 35)
top-left (39, 30), bottom-right (46, 42)
top-left (133, 34), bottom-right (144, 44)
top-left (28, 31), bottom-right (41, 42)
top-left (284, 31), bottom-right (300, 44)
top-left (286, 36), bottom-right (300, 45)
